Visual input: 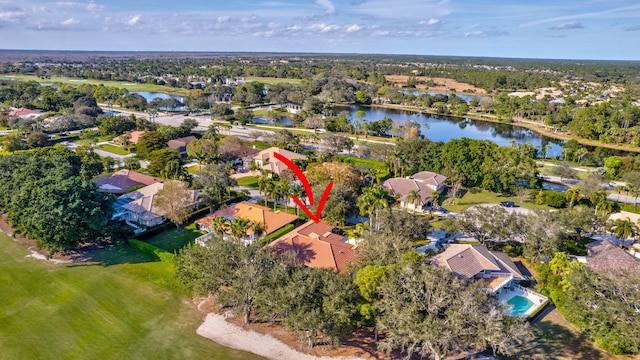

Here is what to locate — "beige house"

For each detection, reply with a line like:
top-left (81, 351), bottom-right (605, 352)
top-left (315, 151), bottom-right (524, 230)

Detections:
top-left (382, 171), bottom-right (447, 211)
top-left (252, 147), bottom-right (306, 175)
top-left (114, 182), bottom-right (198, 227)
top-left (431, 244), bottom-right (548, 318)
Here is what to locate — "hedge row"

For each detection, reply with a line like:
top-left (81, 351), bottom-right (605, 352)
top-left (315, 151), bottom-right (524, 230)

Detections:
top-left (619, 203), bottom-right (640, 214)
top-left (260, 224), bottom-right (295, 246)
top-left (128, 239), bottom-right (176, 264)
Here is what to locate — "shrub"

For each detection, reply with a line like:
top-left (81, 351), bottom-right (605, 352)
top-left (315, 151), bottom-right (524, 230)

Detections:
top-left (128, 239), bottom-right (176, 264)
top-left (259, 224), bottom-right (295, 246)
top-left (543, 191), bottom-right (566, 208)
top-left (619, 203), bottom-right (640, 214)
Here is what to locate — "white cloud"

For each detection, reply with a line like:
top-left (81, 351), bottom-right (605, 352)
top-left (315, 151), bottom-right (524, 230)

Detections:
top-left (316, 0), bottom-right (335, 14)
top-left (287, 24), bottom-right (301, 31)
top-left (353, 0), bottom-right (451, 19)
top-left (419, 18), bottom-right (440, 26)
top-left (307, 23), bottom-right (340, 32)
top-left (345, 24), bottom-right (362, 32)
top-left (61, 17), bottom-right (77, 25)
top-left (217, 16), bottom-right (230, 23)
top-left (127, 14), bottom-right (140, 25)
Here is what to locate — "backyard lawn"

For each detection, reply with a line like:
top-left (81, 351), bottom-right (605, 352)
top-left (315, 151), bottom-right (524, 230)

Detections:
top-left (97, 143), bottom-right (130, 156)
top-left (145, 223), bottom-right (206, 253)
top-left (236, 176), bottom-right (259, 189)
top-left (441, 189), bottom-right (550, 214)
top-left (0, 232), bottom-right (261, 360)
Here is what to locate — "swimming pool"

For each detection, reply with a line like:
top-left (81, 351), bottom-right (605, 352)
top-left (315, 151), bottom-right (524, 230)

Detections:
top-left (507, 295), bottom-right (534, 317)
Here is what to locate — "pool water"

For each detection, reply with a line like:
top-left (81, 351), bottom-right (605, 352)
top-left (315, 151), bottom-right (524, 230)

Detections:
top-left (507, 295), bottom-right (534, 317)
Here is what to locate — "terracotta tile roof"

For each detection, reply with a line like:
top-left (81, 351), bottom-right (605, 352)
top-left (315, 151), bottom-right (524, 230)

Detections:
top-left (382, 177), bottom-right (435, 205)
top-left (431, 244), bottom-right (524, 280)
top-left (114, 130), bottom-right (146, 144)
top-left (269, 220), bottom-right (354, 273)
top-left (195, 201), bottom-right (297, 236)
top-left (585, 239), bottom-right (640, 278)
top-left (92, 169), bottom-right (162, 194)
top-left (253, 147), bottom-right (307, 175)
top-left (8, 107), bottom-right (44, 117)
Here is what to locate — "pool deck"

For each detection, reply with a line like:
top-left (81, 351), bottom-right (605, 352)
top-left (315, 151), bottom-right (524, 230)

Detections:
top-left (497, 283), bottom-right (548, 318)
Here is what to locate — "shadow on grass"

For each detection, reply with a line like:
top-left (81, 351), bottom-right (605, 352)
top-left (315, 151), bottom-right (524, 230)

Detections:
top-left (516, 304), bottom-right (608, 360)
top-left (90, 242), bottom-right (156, 266)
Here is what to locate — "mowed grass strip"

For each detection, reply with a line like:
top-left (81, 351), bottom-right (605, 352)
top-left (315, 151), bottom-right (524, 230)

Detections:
top-left (0, 233), bottom-right (262, 360)
top-left (236, 176), bottom-right (259, 189)
top-left (4, 74), bottom-right (190, 96)
top-left (97, 143), bottom-right (130, 155)
top-left (145, 223), bottom-right (206, 253)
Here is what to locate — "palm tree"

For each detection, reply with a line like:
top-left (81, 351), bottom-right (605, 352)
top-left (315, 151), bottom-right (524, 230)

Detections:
top-left (276, 180), bottom-right (292, 212)
top-left (251, 221), bottom-right (266, 242)
top-left (565, 188), bottom-right (582, 208)
top-left (357, 186), bottom-right (394, 231)
top-left (291, 183), bottom-right (306, 216)
top-left (431, 191), bottom-right (442, 211)
top-left (597, 199), bottom-right (614, 217)
top-left (575, 147), bottom-right (588, 163)
top-left (229, 218), bottom-right (252, 242)
top-left (610, 218), bottom-right (637, 248)
top-left (590, 191), bottom-right (607, 215)
top-left (257, 174), bottom-right (270, 197)
top-left (405, 189), bottom-right (422, 213)
top-left (210, 216), bottom-right (229, 238)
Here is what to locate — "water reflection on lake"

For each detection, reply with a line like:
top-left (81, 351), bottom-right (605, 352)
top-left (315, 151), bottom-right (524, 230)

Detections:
top-left (132, 91), bottom-right (184, 103)
top-left (252, 105), bottom-right (564, 156)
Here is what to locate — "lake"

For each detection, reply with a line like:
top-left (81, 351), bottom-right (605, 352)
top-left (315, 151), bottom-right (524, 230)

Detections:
top-left (253, 105), bottom-right (565, 157)
top-left (132, 91), bottom-right (184, 103)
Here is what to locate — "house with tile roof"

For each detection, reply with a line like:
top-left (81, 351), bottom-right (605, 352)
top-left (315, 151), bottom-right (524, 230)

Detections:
top-left (430, 244), bottom-right (525, 292)
top-left (382, 171), bottom-right (447, 212)
top-left (431, 243), bottom-right (549, 318)
top-left (8, 107), bottom-right (45, 119)
top-left (195, 201), bottom-right (297, 244)
top-left (269, 220), bottom-right (355, 273)
top-left (113, 182), bottom-right (199, 228)
top-left (585, 239), bottom-right (640, 279)
top-left (114, 130), bottom-right (146, 145)
top-left (92, 169), bottom-right (162, 195)
top-left (252, 147), bottom-right (307, 175)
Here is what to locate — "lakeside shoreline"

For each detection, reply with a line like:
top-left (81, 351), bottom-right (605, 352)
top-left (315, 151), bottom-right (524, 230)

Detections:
top-left (364, 103), bottom-right (640, 153)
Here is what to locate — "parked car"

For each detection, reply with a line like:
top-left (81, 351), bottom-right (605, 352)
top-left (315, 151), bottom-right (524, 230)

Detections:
top-left (499, 201), bottom-right (516, 207)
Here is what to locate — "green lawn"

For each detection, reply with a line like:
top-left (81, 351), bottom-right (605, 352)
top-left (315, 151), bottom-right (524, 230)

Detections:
top-left (236, 176), bottom-right (259, 189)
top-left (0, 232), bottom-right (261, 360)
top-left (251, 108), bottom-right (289, 117)
top-left (186, 164), bottom-right (203, 174)
top-left (97, 143), bottom-right (130, 155)
top-left (145, 223), bottom-right (206, 253)
top-left (537, 165), bottom-right (591, 181)
top-left (4, 74), bottom-right (190, 95)
top-left (441, 189), bottom-right (550, 214)
top-left (244, 77), bottom-right (303, 85)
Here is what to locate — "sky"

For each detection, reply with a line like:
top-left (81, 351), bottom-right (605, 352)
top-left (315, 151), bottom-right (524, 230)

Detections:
top-left (1, 0), bottom-right (640, 60)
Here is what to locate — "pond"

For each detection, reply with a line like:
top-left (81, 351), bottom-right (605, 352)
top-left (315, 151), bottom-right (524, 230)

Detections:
top-left (132, 91), bottom-right (184, 103)
top-left (253, 105), bottom-right (564, 157)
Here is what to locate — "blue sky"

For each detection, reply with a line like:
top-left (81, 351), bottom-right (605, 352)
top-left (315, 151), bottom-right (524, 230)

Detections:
top-left (1, 0), bottom-right (639, 60)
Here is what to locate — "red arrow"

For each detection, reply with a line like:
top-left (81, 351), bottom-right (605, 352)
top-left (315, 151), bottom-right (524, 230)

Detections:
top-left (273, 152), bottom-right (333, 223)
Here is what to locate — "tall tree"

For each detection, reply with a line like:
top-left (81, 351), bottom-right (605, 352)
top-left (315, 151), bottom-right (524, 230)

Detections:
top-left (154, 180), bottom-right (193, 231)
